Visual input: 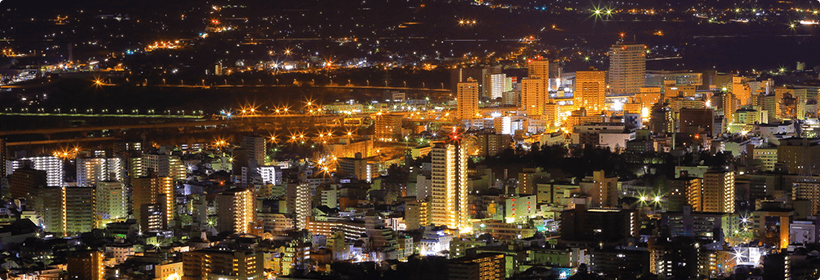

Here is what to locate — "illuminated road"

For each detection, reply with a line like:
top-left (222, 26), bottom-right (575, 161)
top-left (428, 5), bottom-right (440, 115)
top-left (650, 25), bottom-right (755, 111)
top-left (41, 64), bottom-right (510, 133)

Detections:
top-left (6, 137), bottom-right (120, 146)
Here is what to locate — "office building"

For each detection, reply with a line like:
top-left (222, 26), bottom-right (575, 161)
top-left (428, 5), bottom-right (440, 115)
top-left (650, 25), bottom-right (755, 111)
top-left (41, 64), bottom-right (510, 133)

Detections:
top-left (521, 78), bottom-right (547, 116)
top-left (528, 60), bottom-right (549, 80)
top-left (608, 42), bottom-right (646, 95)
top-left (216, 188), bottom-right (256, 234)
top-left (457, 79), bottom-right (479, 120)
top-left (430, 141), bottom-right (469, 232)
top-left (575, 70), bottom-right (607, 112)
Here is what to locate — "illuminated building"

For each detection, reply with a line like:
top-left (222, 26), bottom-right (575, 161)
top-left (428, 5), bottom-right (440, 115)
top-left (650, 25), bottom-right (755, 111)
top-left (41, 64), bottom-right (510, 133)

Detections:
top-left (574, 70), bottom-right (607, 112)
top-left (733, 106), bottom-right (768, 125)
top-left (505, 195), bottom-right (536, 223)
top-left (475, 133), bottom-right (513, 157)
top-left (608, 42), bottom-right (646, 95)
top-left (6, 156), bottom-right (64, 187)
top-left (448, 253), bottom-right (506, 280)
top-left (216, 188), bottom-right (256, 234)
top-left (154, 262), bottom-right (183, 280)
top-left (702, 169), bottom-right (735, 213)
top-left (32, 186), bottom-right (95, 236)
top-left (667, 177), bottom-right (700, 212)
top-left (182, 249), bottom-right (263, 280)
top-left (521, 77), bottom-right (547, 116)
top-left (294, 183), bottom-right (311, 229)
top-left (488, 73), bottom-right (506, 99)
top-left (457, 79), bottom-right (479, 120)
top-left (580, 170), bottom-right (618, 208)
top-left (337, 153), bottom-right (379, 182)
top-left (430, 141), bottom-right (469, 232)
top-left (324, 138), bottom-right (374, 158)
top-left (517, 167), bottom-right (549, 195)
top-left (375, 113), bottom-right (404, 142)
top-left (792, 182), bottom-right (820, 215)
top-left (528, 60), bottom-right (549, 80)
top-left (732, 77), bottom-right (752, 106)
top-left (132, 176), bottom-right (174, 231)
top-left (258, 165), bottom-right (281, 185)
top-left (405, 200), bottom-right (429, 230)
top-left (305, 216), bottom-right (366, 240)
top-left (720, 92), bottom-right (737, 125)
top-left (67, 250), bottom-right (104, 280)
top-left (750, 144), bottom-right (777, 172)
top-left (77, 157), bottom-right (125, 187)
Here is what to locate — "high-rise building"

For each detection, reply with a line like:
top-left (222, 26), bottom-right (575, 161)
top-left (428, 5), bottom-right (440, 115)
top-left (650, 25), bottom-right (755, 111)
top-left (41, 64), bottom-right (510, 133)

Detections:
top-left (575, 71), bottom-right (607, 112)
top-left (457, 80), bottom-right (479, 120)
top-left (243, 135), bottom-right (266, 171)
top-left (77, 157), bottom-right (125, 187)
top-left (216, 188), bottom-right (256, 234)
top-left (488, 73), bottom-right (506, 99)
top-left (608, 42), bottom-right (646, 95)
top-left (132, 176), bottom-right (174, 231)
top-left (667, 177), bottom-right (701, 212)
top-left (33, 187), bottom-right (66, 236)
top-left (65, 186), bottom-right (96, 235)
top-left (430, 141), bottom-right (469, 232)
top-left (702, 169), bottom-right (735, 213)
top-left (32, 186), bottom-right (96, 236)
top-left (9, 167), bottom-right (46, 198)
top-left (6, 156), bottom-right (64, 187)
top-left (67, 250), bottom-right (105, 280)
top-left (528, 60), bottom-right (549, 80)
top-left (96, 181), bottom-right (127, 220)
top-left (293, 183), bottom-right (311, 229)
top-left (521, 78), bottom-right (547, 116)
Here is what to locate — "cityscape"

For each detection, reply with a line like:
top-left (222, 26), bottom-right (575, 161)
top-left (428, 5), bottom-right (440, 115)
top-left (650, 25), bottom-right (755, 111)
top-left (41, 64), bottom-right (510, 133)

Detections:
top-left (2, 0), bottom-right (820, 279)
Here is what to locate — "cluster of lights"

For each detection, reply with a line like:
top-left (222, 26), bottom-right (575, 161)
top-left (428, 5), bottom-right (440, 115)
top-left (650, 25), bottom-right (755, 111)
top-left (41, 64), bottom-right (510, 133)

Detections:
top-left (144, 40), bottom-right (182, 52)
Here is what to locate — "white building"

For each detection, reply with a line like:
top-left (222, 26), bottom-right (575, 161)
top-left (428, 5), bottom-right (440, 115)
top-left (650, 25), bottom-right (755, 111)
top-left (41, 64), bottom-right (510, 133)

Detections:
top-left (6, 156), bottom-right (64, 187)
top-left (77, 157), bottom-right (125, 187)
top-left (258, 166), bottom-right (281, 185)
top-left (505, 195), bottom-right (537, 223)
